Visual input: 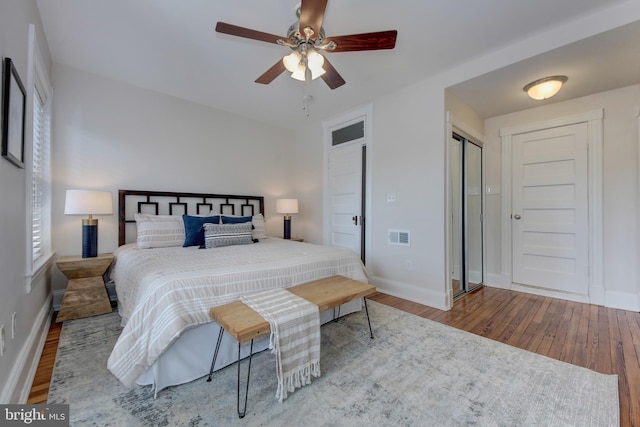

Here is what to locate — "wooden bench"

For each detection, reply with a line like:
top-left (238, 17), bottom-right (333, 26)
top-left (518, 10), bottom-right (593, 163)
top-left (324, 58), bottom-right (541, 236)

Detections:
top-left (207, 275), bottom-right (376, 418)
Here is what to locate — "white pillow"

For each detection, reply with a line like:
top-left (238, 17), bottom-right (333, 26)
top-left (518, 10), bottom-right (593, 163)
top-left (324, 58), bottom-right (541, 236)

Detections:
top-left (219, 213), bottom-right (268, 240)
top-left (134, 213), bottom-right (185, 249)
top-left (251, 214), bottom-right (268, 239)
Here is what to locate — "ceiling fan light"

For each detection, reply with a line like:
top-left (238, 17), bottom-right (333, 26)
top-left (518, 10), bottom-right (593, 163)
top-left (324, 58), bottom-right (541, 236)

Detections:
top-left (283, 51), bottom-right (302, 73)
top-left (291, 64), bottom-right (306, 81)
top-left (310, 66), bottom-right (326, 80)
top-left (523, 76), bottom-right (568, 100)
top-left (306, 49), bottom-right (325, 69)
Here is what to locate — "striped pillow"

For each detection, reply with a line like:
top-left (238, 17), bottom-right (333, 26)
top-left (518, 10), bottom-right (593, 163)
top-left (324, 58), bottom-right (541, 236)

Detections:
top-left (134, 214), bottom-right (185, 249)
top-left (203, 222), bottom-right (253, 248)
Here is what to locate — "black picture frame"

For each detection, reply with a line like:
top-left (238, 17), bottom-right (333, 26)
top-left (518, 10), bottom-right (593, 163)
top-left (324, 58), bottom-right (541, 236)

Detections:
top-left (1, 57), bottom-right (26, 169)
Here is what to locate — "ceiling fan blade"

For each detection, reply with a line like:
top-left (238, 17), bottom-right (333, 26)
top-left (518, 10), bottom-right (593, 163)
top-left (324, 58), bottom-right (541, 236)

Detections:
top-left (299, 0), bottom-right (328, 40)
top-left (323, 30), bottom-right (397, 52)
top-left (215, 22), bottom-right (284, 45)
top-left (320, 57), bottom-right (345, 90)
top-left (255, 60), bottom-right (287, 85)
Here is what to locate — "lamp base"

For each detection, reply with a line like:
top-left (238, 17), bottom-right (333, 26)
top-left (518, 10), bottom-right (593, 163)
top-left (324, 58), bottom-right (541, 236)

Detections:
top-left (82, 219), bottom-right (98, 258)
top-left (283, 215), bottom-right (291, 240)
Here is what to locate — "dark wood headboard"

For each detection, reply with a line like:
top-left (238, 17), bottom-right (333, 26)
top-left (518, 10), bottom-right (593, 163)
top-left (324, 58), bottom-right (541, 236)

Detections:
top-left (118, 189), bottom-right (265, 246)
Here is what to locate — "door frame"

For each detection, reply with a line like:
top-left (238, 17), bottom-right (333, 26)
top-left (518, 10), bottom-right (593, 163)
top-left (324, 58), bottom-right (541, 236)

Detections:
top-left (322, 104), bottom-right (373, 263)
top-left (445, 112), bottom-right (486, 308)
top-left (500, 109), bottom-right (604, 304)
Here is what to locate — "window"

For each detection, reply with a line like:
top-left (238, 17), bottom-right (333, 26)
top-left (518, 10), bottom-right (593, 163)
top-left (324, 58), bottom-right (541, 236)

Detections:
top-left (32, 76), bottom-right (51, 264)
top-left (331, 120), bottom-right (364, 146)
top-left (26, 25), bottom-right (52, 291)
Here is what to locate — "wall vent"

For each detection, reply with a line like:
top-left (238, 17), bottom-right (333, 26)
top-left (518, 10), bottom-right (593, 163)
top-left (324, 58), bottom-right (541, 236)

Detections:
top-left (388, 229), bottom-right (410, 246)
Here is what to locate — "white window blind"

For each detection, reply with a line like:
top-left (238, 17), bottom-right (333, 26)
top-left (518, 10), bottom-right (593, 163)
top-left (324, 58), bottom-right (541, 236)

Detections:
top-left (26, 23), bottom-right (53, 290)
top-left (32, 88), bottom-right (50, 263)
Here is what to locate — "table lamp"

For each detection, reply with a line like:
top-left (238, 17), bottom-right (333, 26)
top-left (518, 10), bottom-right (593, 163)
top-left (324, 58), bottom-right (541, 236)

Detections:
top-left (64, 190), bottom-right (113, 257)
top-left (276, 198), bottom-right (298, 240)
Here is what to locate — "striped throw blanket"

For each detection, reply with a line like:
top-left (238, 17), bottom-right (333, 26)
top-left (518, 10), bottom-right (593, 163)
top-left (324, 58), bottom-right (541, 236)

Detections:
top-left (240, 288), bottom-right (321, 402)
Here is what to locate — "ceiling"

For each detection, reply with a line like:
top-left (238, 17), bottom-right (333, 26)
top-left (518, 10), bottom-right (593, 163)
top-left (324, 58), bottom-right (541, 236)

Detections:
top-left (35, 0), bottom-right (639, 130)
top-left (449, 19), bottom-right (640, 118)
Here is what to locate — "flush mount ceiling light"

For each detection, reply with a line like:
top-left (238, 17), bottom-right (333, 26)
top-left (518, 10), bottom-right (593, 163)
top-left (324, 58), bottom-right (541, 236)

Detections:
top-left (523, 75), bottom-right (568, 100)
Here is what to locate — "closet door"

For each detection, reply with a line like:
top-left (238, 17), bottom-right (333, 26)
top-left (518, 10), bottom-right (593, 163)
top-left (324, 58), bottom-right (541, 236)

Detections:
top-left (450, 135), bottom-right (463, 296)
top-left (451, 132), bottom-right (483, 298)
top-left (465, 141), bottom-right (483, 291)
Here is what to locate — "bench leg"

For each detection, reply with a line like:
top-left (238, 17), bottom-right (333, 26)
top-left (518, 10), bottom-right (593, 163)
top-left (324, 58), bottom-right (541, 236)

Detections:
top-left (237, 339), bottom-right (254, 418)
top-left (207, 326), bottom-right (224, 382)
top-left (364, 298), bottom-right (374, 339)
top-left (206, 326), bottom-right (225, 382)
top-left (332, 306), bottom-right (341, 322)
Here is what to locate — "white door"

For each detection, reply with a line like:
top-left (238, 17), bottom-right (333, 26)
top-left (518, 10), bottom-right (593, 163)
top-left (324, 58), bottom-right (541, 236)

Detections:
top-left (328, 142), bottom-right (362, 257)
top-left (511, 123), bottom-right (589, 295)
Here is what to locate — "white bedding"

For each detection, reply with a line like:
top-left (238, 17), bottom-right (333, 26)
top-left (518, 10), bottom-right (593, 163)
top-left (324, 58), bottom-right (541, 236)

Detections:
top-left (107, 238), bottom-right (369, 390)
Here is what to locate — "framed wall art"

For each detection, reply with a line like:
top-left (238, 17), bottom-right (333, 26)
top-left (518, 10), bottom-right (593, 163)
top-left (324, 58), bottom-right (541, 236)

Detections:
top-left (2, 57), bottom-right (26, 169)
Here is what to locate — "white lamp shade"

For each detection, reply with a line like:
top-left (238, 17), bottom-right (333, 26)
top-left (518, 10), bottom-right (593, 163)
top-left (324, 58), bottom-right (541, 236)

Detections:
top-left (276, 199), bottom-right (299, 214)
top-left (64, 190), bottom-right (114, 215)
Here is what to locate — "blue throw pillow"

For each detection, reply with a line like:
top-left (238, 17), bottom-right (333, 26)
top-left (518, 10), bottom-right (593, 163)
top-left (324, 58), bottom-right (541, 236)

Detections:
top-left (221, 215), bottom-right (252, 224)
top-left (183, 215), bottom-right (220, 247)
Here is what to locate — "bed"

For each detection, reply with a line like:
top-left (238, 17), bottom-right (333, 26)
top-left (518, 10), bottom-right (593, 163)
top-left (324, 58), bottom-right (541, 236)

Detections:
top-left (107, 190), bottom-right (369, 395)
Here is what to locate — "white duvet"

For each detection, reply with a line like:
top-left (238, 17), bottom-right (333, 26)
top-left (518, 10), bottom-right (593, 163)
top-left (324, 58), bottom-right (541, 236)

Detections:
top-left (107, 239), bottom-right (368, 387)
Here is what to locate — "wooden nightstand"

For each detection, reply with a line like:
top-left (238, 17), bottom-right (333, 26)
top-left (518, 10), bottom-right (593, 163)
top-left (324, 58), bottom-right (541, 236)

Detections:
top-left (55, 253), bottom-right (114, 322)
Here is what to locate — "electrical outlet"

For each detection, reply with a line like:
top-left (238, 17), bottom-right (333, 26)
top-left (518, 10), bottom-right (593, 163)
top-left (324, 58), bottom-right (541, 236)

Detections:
top-left (11, 312), bottom-right (16, 339)
top-left (405, 260), bottom-right (412, 270)
top-left (0, 325), bottom-right (5, 357)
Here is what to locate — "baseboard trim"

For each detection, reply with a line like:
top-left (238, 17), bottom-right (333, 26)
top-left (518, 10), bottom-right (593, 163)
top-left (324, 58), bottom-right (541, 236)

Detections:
top-left (509, 283), bottom-right (590, 304)
top-left (370, 275), bottom-right (449, 311)
top-left (605, 290), bottom-right (640, 312)
top-left (0, 295), bottom-right (52, 403)
top-left (486, 278), bottom-right (639, 312)
top-left (486, 273), bottom-right (503, 288)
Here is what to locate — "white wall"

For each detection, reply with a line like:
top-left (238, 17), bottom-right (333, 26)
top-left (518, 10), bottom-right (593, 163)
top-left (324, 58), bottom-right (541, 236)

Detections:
top-left (483, 85), bottom-right (640, 310)
top-left (291, 122), bottom-right (324, 244)
top-left (50, 64), bottom-right (297, 291)
top-left (368, 81), bottom-right (449, 308)
top-left (0, 0), bottom-right (53, 403)
top-left (293, 80), bottom-right (451, 310)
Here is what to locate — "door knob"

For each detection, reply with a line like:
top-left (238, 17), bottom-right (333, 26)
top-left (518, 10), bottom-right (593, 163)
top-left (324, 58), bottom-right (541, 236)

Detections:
top-left (513, 214), bottom-right (522, 220)
top-left (352, 216), bottom-right (358, 225)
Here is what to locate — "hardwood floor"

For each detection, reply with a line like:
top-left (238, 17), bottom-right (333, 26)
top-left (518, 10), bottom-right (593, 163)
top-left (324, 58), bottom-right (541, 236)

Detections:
top-left (27, 319), bottom-right (61, 405)
top-left (28, 287), bottom-right (640, 425)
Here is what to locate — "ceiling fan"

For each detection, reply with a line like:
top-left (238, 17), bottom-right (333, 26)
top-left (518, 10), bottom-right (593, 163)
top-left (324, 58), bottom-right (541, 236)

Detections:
top-left (215, 0), bottom-right (398, 90)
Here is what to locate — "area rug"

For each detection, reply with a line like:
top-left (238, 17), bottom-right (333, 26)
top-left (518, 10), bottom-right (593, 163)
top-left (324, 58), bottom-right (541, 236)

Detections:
top-left (48, 300), bottom-right (619, 426)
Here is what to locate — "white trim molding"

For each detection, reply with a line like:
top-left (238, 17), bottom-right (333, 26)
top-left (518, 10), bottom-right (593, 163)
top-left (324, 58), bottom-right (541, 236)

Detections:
top-left (371, 275), bottom-right (449, 311)
top-left (500, 109), bottom-right (605, 306)
top-left (0, 296), bottom-right (52, 403)
top-left (444, 111), bottom-right (453, 310)
top-left (25, 252), bottom-right (54, 294)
